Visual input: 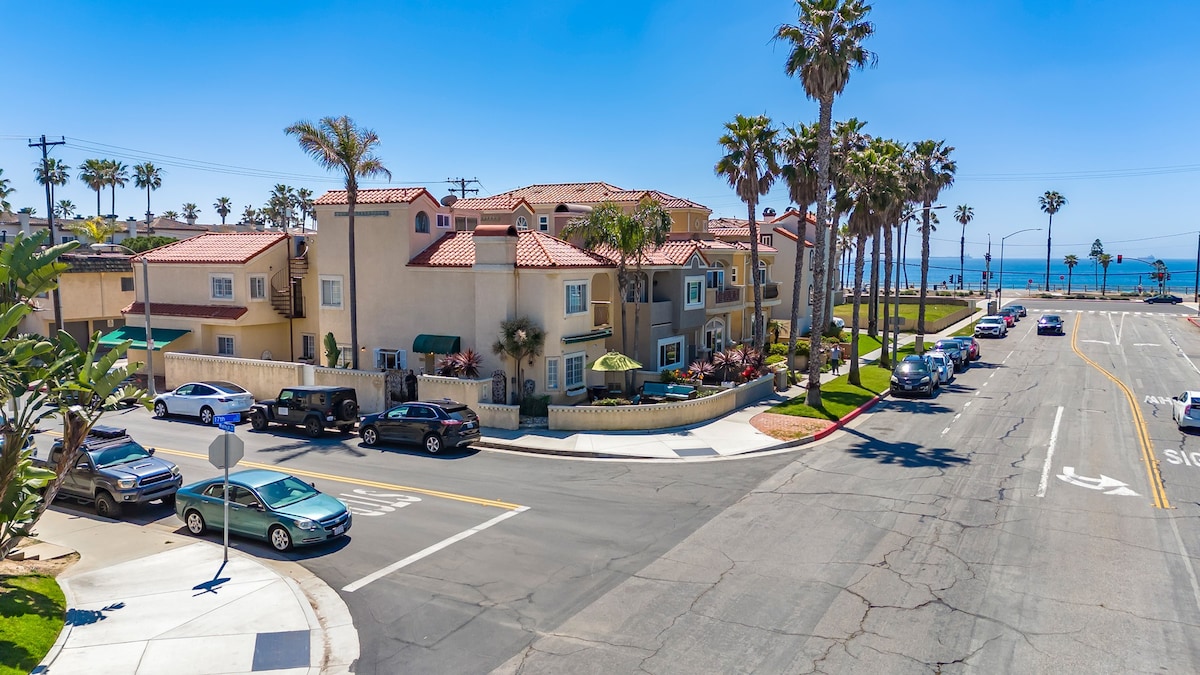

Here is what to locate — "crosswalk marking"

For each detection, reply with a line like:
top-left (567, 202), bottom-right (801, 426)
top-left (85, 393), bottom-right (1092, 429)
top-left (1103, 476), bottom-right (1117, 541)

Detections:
top-left (1022, 308), bottom-right (1187, 317)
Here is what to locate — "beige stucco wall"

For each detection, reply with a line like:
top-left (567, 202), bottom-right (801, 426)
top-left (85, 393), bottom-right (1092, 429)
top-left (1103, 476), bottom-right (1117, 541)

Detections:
top-left (60, 270), bottom-right (136, 323)
top-left (547, 373), bottom-right (774, 431)
top-left (311, 366), bottom-right (387, 413)
top-left (164, 353), bottom-right (301, 399)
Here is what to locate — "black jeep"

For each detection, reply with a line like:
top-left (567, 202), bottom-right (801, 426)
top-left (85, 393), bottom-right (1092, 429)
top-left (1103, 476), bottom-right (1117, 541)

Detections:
top-left (249, 386), bottom-right (359, 438)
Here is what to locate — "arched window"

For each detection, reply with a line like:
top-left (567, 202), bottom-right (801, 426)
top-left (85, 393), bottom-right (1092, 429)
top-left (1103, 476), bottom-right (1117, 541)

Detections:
top-left (516, 215), bottom-right (529, 230)
top-left (415, 211), bottom-right (430, 233)
top-left (704, 318), bottom-right (725, 353)
top-left (706, 262), bottom-right (725, 289)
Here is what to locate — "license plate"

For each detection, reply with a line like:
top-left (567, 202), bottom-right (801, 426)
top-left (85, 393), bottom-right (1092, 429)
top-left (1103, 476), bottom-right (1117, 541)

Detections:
top-left (333, 525), bottom-right (344, 535)
top-left (904, 385), bottom-right (913, 390)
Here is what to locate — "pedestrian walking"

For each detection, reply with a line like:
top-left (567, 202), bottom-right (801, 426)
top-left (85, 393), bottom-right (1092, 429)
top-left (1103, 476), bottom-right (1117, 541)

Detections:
top-left (405, 369), bottom-right (418, 402)
top-left (830, 344), bottom-right (842, 375)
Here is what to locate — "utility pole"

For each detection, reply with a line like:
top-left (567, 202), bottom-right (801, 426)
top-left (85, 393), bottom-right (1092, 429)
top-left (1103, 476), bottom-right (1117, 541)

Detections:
top-left (445, 177), bottom-right (480, 199)
top-left (984, 235), bottom-right (992, 298)
top-left (30, 135), bottom-right (66, 332)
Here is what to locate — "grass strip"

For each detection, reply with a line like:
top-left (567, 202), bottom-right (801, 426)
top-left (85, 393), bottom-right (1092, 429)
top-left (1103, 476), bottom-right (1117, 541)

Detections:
top-left (0, 574), bottom-right (66, 675)
top-left (770, 364), bottom-right (892, 421)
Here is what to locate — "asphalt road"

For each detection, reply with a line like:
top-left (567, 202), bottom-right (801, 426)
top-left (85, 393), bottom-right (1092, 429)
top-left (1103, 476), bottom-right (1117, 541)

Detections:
top-left (38, 297), bottom-right (1200, 673)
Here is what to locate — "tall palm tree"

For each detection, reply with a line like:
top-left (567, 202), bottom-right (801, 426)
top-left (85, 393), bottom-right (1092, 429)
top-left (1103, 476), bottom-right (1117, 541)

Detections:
top-left (296, 188), bottom-right (315, 230)
top-left (629, 198), bottom-right (672, 371)
top-left (491, 317), bottom-right (546, 404)
top-left (214, 197), bottom-right (232, 226)
top-left (286, 116), bottom-right (391, 370)
top-left (1039, 191), bottom-right (1067, 291)
top-left (78, 159), bottom-right (108, 216)
top-left (0, 168), bottom-right (13, 214)
top-left (35, 158), bottom-right (71, 243)
top-left (161, 210), bottom-right (180, 220)
top-left (827, 118), bottom-right (869, 314)
top-left (838, 225), bottom-right (853, 289)
top-left (181, 203), bottom-right (200, 223)
top-left (1098, 253), bottom-right (1113, 295)
top-left (103, 160), bottom-right (128, 217)
top-left (909, 140), bottom-right (956, 352)
top-left (1063, 254), bottom-right (1079, 294)
top-left (241, 205), bottom-right (259, 227)
top-left (779, 121), bottom-right (820, 377)
top-left (133, 162), bottom-right (162, 229)
top-left (776, 0), bottom-right (875, 406)
top-left (54, 200), bottom-right (75, 219)
top-left (954, 204), bottom-right (973, 291)
top-left (716, 114), bottom-right (780, 351)
top-left (65, 215), bottom-right (124, 244)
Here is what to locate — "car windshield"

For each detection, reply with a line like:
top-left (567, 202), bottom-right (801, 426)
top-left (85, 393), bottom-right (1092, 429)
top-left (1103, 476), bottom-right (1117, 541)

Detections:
top-left (981, 318), bottom-right (1001, 324)
top-left (896, 363), bottom-right (927, 375)
top-left (1043, 315), bottom-right (1061, 322)
top-left (92, 442), bottom-right (151, 468)
top-left (936, 342), bottom-right (959, 351)
top-left (256, 476), bottom-right (319, 509)
top-left (209, 382), bottom-right (248, 394)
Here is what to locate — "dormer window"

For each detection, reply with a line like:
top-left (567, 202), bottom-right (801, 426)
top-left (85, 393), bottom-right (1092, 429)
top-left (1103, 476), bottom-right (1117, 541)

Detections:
top-left (516, 215), bottom-right (529, 230)
top-left (415, 211), bottom-right (430, 233)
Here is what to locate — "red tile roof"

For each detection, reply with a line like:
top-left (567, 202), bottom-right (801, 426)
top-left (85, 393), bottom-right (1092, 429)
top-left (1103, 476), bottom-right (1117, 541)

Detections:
top-left (314, 188), bottom-right (438, 205)
top-left (449, 195), bottom-right (534, 212)
top-left (408, 231), bottom-right (614, 269)
top-left (694, 239), bottom-right (777, 254)
top-left (133, 232), bottom-right (287, 264)
top-left (592, 240), bottom-right (707, 266)
top-left (493, 183), bottom-right (707, 210)
top-left (771, 209), bottom-right (818, 224)
top-left (122, 302), bottom-right (248, 320)
top-left (773, 227), bottom-right (815, 247)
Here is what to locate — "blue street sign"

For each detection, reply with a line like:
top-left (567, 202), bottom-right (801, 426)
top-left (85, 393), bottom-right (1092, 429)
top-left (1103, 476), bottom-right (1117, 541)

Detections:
top-left (214, 414), bottom-right (240, 424)
top-left (218, 423), bottom-right (236, 433)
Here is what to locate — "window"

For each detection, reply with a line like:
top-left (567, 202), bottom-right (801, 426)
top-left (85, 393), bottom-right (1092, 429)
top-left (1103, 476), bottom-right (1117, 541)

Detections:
top-left (565, 281), bottom-right (588, 315)
top-left (301, 334), bottom-right (316, 360)
top-left (565, 352), bottom-right (585, 392)
top-left (704, 319), bottom-right (725, 352)
top-left (211, 274), bottom-right (234, 301)
top-left (320, 275), bottom-right (343, 309)
top-left (624, 273), bottom-right (648, 303)
top-left (436, 213), bottom-right (451, 229)
top-left (684, 276), bottom-right (704, 310)
top-left (706, 265), bottom-right (725, 289)
top-left (61, 235), bottom-right (77, 244)
top-left (415, 211), bottom-right (430, 233)
top-left (760, 234), bottom-right (773, 247)
top-left (120, 277), bottom-right (134, 292)
top-left (516, 215), bottom-right (529, 230)
top-left (454, 216), bottom-right (478, 231)
top-left (249, 274), bottom-right (266, 301)
top-left (217, 335), bottom-right (235, 356)
top-left (730, 263), bottom-right (738, 285)
top-left (336, 344), bottom-right (352, 369)
top-left (374, 348), bottom-right (407, 370)
top-left (538, 215), bottom-right (549, 231)
top-left (546, 357), bottom-right (559, 390)
top-left (757, 261), bottom-right (767, 285)
top-left (657, 336), bottom-right (684, 371)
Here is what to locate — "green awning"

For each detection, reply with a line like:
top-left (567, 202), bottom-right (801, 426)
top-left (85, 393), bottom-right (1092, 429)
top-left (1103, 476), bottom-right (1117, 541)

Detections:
top-left (562, 327), bottom-right (612, 345)
top-left (98, 326), bottom-right (191, 351)
top-left (413, 334), bottom-right (461, 354)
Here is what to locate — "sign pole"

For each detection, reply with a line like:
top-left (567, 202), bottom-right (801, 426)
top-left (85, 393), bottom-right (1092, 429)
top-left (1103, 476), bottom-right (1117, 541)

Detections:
top-left (223, 431), bottom-right (230, 563)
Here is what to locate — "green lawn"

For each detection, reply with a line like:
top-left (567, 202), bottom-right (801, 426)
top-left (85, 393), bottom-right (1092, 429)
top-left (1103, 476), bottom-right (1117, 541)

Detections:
top-left (0, 574), bottom-right (66, 675)
top-left (951, 321), bottom-right (977, 337)
top-left (833, 303), bottom-right (963, 332)
top-left (770, 364), bottom-right (892, 420)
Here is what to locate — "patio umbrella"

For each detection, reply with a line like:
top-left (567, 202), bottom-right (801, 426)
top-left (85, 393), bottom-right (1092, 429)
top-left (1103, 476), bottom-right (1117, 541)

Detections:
top-left (589, 351), bottom-right (642, 372)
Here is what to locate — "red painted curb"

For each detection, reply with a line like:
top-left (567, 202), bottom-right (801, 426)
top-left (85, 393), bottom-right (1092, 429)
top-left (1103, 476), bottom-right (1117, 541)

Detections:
top-left (1188, 317), bottom-right (1200, 330)
top-left (810, 393), bottom-right (885, 441)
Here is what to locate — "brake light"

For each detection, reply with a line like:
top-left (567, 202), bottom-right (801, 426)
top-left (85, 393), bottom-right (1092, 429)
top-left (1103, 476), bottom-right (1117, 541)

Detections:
top-left (217, 397), bottom-right (230, 403)
top-left (440, 419), bottom-right (462, 427)
top-left (1187, 405), bottom-right (1192, 416)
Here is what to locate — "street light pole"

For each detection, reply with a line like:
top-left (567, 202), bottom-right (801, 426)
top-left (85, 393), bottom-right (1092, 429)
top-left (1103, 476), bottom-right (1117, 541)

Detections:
top-left (998, 228), bottom-right (1042, 307)
top-left (93, 243), bottom-right (155, 397)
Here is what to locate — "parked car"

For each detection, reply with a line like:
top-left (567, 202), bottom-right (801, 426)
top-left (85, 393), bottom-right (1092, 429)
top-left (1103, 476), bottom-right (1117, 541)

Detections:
top-left (176, 469), bottom-right (351, 552)
top-left (934, 339), bottom-right (968, 371)
top-left (997, 307), bottom-right (1018, 326)
top-left (1171, 391), bottom-right (1200, 430)
top-left (1010, 305), bottom-right (1028, 317)
top-left (1145, 294), bottom-right (1183, 304)
top-left (975, 315), bottom-right (1008, 338)
top-left (903, 354), bottom-right (941, 389)
top-left (1037, 314), bottom-right (1065, 335)
top-left (249, 386), bottom-right (359, 438)
top-left (153, 381), bottom-right (255, 426)
top-left (359, 399), bottom-right (482, 454)
top-left (951, 336), bottom-right (981, 361)
top-left (928, 351), bottom-right (955, 384)
top-left (34, 425), bottom-right (182, 518)
top-left (890, 360), bottom-right (935, 398)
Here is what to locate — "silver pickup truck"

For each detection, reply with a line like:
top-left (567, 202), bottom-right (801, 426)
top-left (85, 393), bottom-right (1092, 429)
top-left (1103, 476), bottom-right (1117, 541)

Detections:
top-left (34, 425), bottom-right (183, 518)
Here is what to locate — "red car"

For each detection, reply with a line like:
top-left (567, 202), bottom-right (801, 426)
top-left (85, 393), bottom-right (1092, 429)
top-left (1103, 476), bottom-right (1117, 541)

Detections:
top-left (998, 309), bottom-right (1017, 327)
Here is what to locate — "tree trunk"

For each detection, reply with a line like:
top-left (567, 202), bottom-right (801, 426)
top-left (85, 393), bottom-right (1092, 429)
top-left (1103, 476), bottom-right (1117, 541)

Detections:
top-left (1067, 268), bottom-right (1073, 294)
top-left (959, 225), bottom-right (966, 291)
top-left (96, 188), bottom-right (102, 217)
top-left (618, 260), bottom-right (630, 389)
top-left (881, 221), bottom-right (893, 369)
top-left (1102, 268), bottom-right (1108, 295)
top-left (902, 221), bottom-right (910, 288)
top-left (850, 231), bottom-right (867, 386)
top-left (916, 202), bottom-right (932, 354)
top-left (825, 208), bottom-right (841, 327)
top-left (348, 191), bottom-right (359, 369)
top-left (786, 204), bottom-right (810, 381)
top-left (868, 230), bottom-right (880, 338)
top-left (893, 218), bottom-right (903, 365)
top-left (631, 263), bottom-right (644, 393)
top-left (1044, 213), bottom-right (1054, 291)
top-left (747, 202), bottom-right (764, 350)
top-left (805, 97), bottom-right (834, 407)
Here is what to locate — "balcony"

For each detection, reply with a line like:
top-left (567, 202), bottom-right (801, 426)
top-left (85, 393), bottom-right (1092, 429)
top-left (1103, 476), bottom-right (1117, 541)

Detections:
top-left (592, 301), bottom-right (610, 328)
top-left (650, 299), bottom-right (673, 324)
top-left (706, 287), bottom-right (741, 307)
top-left (764, 283), bottom-right (779, 300)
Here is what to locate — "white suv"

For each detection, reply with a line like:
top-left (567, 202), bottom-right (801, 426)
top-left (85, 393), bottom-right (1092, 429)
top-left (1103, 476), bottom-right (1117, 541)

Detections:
top-left (975, 315), bottom-right (1008, 338)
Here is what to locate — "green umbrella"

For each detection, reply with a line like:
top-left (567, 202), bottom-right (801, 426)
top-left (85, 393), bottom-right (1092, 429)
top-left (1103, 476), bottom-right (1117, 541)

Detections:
top-left (589, 351), bottom-right (642, 372)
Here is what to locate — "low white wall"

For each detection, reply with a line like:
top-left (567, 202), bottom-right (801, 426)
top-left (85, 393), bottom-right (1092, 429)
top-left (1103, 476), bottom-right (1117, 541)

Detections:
top-left (164, 353), bottom-right (301, 400)
top-left (548, 373), bottom-right (775, 431)
top-left (476, 403), bottom-right (519, 431)
top-left (312, 367), bottom-right (387, 414)
top-left (418, 375), bottom-right (490, 405)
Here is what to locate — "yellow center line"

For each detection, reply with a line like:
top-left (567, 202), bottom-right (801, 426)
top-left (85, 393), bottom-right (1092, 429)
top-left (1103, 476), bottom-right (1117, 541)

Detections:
top-left (41, 431), bottom-right (523, 511)
top-left (1070, 316), bottom-right (1170, 508)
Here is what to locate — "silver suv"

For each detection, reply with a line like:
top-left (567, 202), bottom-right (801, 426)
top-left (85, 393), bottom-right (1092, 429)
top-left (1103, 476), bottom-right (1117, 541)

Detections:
top-left (975, 315), bottom-right (1008, 338)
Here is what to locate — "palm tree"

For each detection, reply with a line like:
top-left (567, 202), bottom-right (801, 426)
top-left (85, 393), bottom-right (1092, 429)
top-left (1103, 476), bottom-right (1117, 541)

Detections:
top-left (0, 168), bottom-right (14, 214)
top-left (776, 0), bottom-right (875, 406)
top-left (268, 184), bottom-right (296, 229)
top-left (827, 118), bottom-right (869, 316)
top-left (1063, 254), bottom-right (1079, 294)
top-left (715, 113), bottom-right (780, 350)
top-left (35, 158), bottom-right (71, 242)
top-left (65, 215), bottom-right (124, 244)
top-left (296, 188), bottom-right (315, 230)
top-left (214, 197), bottom-right (232, 226)
top-left (103, 160), bottom-right (128, 217)
top-left (1089, 238), bottom-right (1104, 290)
top-left (629, 198), bottom-right (672, 371)
top-left (181, 203), bottom-right (200, 224)
top-left (779, 121), bottom-right (820, 375)
top-left (954, 204), bottom-right (973, 291)
top-left (1098, 253), bottom-right (1113, 295)
top-left (286, 116), bottom-right (391, 370)
top-left (161, 210), bottom-right (180, 220)
top-left (78, 159), bottom-right (108, 216)
top-left (838, 225), bottom-right (853, 289)
top-left (491, 317), bottom-right (546, 403)
top-left (241, 205), bottom-right (259, 227)
top-left (909, 140), bottom-right (956, 353)
top-left (132, 162), bottom-right (162, 229)
top-left (54, 199), bottom-right (75, 219)
top-left (1039, 191), bottom-right (1067, 291)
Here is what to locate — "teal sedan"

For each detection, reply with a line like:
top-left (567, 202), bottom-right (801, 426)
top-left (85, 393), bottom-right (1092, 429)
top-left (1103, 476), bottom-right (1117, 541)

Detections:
top-left (175, 469), bottom-right (351, 551)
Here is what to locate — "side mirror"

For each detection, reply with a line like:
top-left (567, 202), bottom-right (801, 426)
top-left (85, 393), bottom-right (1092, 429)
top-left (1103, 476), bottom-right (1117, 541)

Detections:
top-left (148, 448), bottom-right (156, 455)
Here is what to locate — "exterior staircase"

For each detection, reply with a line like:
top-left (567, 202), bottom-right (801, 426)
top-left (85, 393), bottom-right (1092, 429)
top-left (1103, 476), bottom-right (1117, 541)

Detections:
top-left (270, 244), bottom-right (309, 319)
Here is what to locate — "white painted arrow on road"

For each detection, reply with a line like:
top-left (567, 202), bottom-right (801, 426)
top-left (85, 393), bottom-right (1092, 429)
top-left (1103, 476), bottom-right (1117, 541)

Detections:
top-left (1057, 467), bottom-right (1140, 496)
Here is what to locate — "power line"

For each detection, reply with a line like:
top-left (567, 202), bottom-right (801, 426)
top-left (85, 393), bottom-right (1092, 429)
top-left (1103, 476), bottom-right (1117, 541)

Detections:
top-left (445, 177), bottom-right (480, 199)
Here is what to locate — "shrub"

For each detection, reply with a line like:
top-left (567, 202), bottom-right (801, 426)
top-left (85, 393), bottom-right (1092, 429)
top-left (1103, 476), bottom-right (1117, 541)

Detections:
top-left (767, 343), bottom-right (788, 357)
top-left (660, 368), bottom-right (685, 384)
top-left (438, 349), bottom-right (483, 378)
top-left (687, 360), bottom-right (715, 381)
top-left (592, 397), bottom-right (632, 406)
top-left (765, 354), bottom-right (785, 365)
top-left (519, 395), bottom-right (550, 417)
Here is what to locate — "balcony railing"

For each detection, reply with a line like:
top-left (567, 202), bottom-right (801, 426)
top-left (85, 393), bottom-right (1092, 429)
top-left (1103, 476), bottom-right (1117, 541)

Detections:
top-left (706, 287), bottom-right (741, 305)
top-left (764, 283), bottom-right (779, 300)
top-left (592, 301), bottom-right (610, 327)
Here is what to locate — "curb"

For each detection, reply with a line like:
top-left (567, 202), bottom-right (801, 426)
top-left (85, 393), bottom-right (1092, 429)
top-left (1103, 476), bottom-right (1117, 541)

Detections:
top-left (1188, 317), bottom-right (1200, 330)
top-left (33, 577), bottom-right (77, 674)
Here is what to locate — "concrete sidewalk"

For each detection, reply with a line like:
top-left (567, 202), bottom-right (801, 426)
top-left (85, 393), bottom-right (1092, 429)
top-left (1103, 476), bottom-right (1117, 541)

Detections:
top-left (32, 510), bottom-right (358, 675)
top-left (477, 297), bottom-right (994, 461)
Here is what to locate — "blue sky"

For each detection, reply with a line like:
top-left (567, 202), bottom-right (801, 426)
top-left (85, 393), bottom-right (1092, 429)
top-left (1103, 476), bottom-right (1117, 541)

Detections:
top-left (3, 0), bottom-right (1198, 259)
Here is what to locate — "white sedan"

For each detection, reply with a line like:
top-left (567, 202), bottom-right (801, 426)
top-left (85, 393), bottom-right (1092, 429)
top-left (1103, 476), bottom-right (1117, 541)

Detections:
top-left (1171, 391), bottom-right (1200, 430)
top-left (153, 381), bottom-right (255, 426)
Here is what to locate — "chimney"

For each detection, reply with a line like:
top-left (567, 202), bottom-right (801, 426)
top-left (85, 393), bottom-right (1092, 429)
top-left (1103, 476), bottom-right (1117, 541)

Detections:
top-left (17, 211), bottom-right (30, 236)
top-left (127, 216), bottom-right (138, 238)
top-left (472, 224), bottom-right (518, 267)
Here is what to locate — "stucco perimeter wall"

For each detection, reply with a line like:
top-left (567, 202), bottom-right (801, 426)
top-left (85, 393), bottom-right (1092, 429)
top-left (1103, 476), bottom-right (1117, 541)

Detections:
top-left (925, 306), bottom-right (979, 334)
top-left (417, 375), bottom-right (518, 430)
top-left (476, 404), bottom-right (519, 431)
top-left (165, 353), bottom-right (301, 400)
top-left (312, 367), bottom-right (387, 414)
top-left (548, 373), bottom-right (775, 431)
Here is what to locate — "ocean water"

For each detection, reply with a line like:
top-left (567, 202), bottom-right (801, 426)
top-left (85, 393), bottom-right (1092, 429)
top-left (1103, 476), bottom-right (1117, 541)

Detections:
top-left (849, 257), bottom-right (1200, 294)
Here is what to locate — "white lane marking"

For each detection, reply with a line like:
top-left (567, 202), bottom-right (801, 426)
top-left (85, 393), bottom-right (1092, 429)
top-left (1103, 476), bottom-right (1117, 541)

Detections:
top-left (983, 381), bottom-right (988, 386)
top-left (964, 401), bottom-right (972, 407)
top-left (1167, 328), bottom-right (1200, 376)
top-left (1133, 343), bottom-right (1160, 347)
top-left (1089, 310), bottom-right (1096, 314)
top-left (1080, 339), bottom-right (1110, 345)
top-left (1117, 312), bottom-right (1126, 344)
top-left (954, 413), bottom-right (962, 421)
top-left (1168, 516), bottom-right (1200, 615)
top-left (343, 506), bottom-right (530, 592)
top-left (974, 391), bottom-right (981, 396)
top-left (1037, 406), bottom-right (1065, 498)
top-left (942, 427), bottom-right (950, 435)
top-left (1057, 467), bottom-right (1138, 495)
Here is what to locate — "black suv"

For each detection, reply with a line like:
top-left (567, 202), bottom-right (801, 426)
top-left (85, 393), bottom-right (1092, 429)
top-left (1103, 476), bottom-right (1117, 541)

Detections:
top-left (358, 399), bottom-right (481, 454)
top-left (249, 386), bottom-right (359, 437)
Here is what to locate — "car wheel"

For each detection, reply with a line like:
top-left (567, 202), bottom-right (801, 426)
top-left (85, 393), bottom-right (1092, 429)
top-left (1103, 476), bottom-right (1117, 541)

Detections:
top-left (95, 491), bottom-right (122, 519)
top-left (304, 417), bottom-right (322, 438)
top-left (423, 433), bottom-right (444, 454)
top-left (200, 406), bottom-right (215, 426)
top-left (361, 425), bottom-right (379, 446)
top-left (269, 525), bottom-right (293, 552)
top-left (185, 509), bottom-right (206, 535)
top-left (250, 411), bottom-right (268, 431)
top-left (154, 401), bottom-right (169, 418)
